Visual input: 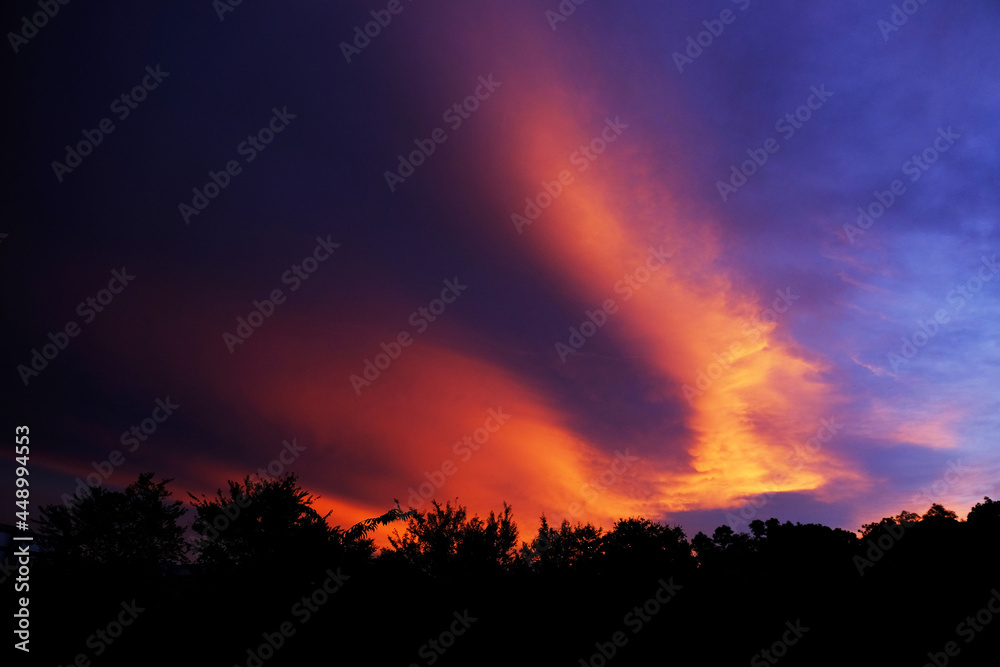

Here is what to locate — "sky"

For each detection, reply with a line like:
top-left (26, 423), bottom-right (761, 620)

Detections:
top-left (5, 0), bottom-right (1000, 544)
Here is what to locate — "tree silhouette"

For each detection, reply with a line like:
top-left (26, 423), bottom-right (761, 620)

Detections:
top-left (386, 500), bottom-right (518, 577)
top-left (327, 502), bottom-right (417, 566)
top-left (860, 509), bottom-right (920, 538)
top-left (691, 530), bottom-right (719, 565)
top-left (188, 473), bottom-right (332, 575)
top-left (966, 496), bottom-right (1000, 557)
top-left (457, 502), bottom-right (519, 573)
top-left (602, 517), bottom-right (693, 574)
top-left (519, 516), bottom-right (604, 573)
top-left (26, 468), bottom-right (1000, 666)
top-left (343, 501), bottom-right (417, 541)
top-left (921, 502), bottom-right (958, 523)
top-left (967, 496), bottom-right (1000, 526)
top-left (518, 514), bottom-right (557, 570)
top-left (37, 472), bottom-right (186, 578)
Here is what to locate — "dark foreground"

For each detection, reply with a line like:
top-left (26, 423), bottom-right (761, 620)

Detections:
top-left (14, 501), bottom-right (1000, 667)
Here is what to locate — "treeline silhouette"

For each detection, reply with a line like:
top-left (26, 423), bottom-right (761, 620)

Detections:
top-left (18, 472), bottom-right (1000, 666)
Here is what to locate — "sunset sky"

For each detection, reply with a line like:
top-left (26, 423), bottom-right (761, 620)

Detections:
top-left (6, 0), bottom-right (999, 543)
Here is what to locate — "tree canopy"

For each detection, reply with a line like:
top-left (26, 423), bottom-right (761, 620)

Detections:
top-left (37, 472), bottom-right (185, 577)
top-left (30, 473), bottom-right (1000, 666)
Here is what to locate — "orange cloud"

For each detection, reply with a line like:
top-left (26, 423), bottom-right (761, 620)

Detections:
top-left (223, 329), bottom-right (653, 539)
top-left (474, 48), bottom-right (868, 514)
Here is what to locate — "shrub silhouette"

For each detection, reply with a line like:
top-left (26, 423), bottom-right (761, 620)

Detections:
top-left (188, 473), bottom-right (334, 575)
top-left (29, 472), bottom-right (1000, 666)
top-left (967, 495), bottom-right (1000, 526)
top-left (385, 500), bottom-right (518, 577)
top-left (36, 472), bottom-right (186, 579)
